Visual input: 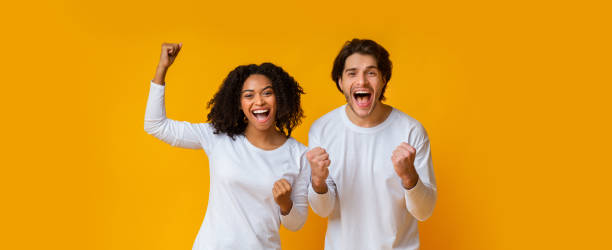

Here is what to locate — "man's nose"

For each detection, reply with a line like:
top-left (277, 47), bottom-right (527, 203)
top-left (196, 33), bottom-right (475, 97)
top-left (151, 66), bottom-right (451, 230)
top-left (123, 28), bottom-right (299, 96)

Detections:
top-left (356, 73), bottom-right (367, 86)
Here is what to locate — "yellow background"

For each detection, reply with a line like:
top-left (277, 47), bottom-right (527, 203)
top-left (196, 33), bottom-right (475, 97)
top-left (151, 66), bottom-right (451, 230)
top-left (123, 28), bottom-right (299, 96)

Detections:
top-left (1, 0), bottom-right (611, 249)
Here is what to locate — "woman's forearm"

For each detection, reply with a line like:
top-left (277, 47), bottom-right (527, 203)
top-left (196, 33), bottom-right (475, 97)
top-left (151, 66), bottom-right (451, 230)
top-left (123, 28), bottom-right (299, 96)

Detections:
top-left (153, 65), bottom-right (168, 85)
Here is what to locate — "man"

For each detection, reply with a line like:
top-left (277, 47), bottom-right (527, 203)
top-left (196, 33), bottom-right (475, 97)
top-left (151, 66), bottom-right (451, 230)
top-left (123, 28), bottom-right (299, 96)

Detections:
top-left (307, 39), bottom-right (437, 249)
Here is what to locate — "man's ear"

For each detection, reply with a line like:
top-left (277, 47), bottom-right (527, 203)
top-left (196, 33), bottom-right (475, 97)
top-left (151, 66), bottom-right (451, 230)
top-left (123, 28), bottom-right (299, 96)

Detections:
top-left (338, 78), bottom-right (344, 92)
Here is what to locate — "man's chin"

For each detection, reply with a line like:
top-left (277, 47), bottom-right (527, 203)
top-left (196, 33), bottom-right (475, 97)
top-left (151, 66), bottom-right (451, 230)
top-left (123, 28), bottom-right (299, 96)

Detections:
top-left (348, 102), bottom-right (375, 118)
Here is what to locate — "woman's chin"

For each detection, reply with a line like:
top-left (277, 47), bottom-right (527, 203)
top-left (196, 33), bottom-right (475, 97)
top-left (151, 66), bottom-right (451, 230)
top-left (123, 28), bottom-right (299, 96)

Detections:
top-left (247, 121), bottom-right (275, 133)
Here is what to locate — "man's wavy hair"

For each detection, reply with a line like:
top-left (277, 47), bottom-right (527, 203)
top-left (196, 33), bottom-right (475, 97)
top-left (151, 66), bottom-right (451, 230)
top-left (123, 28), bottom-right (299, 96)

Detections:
top-left (207, 63), bottom-right (304, 139)
top-left (331, 38), bottom-right (392, 101)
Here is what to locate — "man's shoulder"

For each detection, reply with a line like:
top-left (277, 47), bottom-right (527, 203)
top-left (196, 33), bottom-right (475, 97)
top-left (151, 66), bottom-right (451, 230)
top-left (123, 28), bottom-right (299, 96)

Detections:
top-left (310, 105), bottom-right (345, 130)
top-left (390, 106), bottom-right (428, 136)
top-left (392, 107), bottom-right (422, 126)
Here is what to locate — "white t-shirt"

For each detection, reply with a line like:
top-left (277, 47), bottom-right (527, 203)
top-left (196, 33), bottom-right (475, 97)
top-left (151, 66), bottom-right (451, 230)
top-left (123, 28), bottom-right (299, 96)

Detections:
top-left (308, 105), bottom-right (437, 250)
top-left (144, 82), bottom-right (310, 250)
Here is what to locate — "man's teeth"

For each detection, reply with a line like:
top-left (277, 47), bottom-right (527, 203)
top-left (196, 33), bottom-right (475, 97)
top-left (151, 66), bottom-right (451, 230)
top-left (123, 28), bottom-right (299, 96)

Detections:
top-left (353, 91), bottom-right (372, 105)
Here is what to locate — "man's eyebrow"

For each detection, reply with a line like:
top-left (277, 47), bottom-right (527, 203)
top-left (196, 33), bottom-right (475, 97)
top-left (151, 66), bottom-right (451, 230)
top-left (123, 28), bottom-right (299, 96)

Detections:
top-left (344, 65), bottom-right (378, 73)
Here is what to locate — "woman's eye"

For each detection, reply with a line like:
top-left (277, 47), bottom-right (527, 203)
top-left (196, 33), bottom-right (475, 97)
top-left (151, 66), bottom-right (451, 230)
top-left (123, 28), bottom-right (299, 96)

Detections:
top-left (263, 91), bottom-right (273, 96)
top-left (244, 94), bottom-right (253, 98)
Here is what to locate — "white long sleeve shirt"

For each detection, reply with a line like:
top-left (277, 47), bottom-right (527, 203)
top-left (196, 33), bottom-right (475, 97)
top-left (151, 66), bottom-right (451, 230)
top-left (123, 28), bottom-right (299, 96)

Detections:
top-left (308, 105), bottom-right (437, 250)
top-left (144, 82), bottom-right (310, 250)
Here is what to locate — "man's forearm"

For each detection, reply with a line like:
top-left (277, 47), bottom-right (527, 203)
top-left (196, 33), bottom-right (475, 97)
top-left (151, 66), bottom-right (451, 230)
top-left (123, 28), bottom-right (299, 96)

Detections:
top-left (311, 178), bottom-right (329, 194)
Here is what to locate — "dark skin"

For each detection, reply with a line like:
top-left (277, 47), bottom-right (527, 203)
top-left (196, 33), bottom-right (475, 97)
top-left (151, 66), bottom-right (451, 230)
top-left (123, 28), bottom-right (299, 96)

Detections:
top-left (153, 42), bottom-right (294, 215)
top-left (273, 179), bottom-right (293, 215)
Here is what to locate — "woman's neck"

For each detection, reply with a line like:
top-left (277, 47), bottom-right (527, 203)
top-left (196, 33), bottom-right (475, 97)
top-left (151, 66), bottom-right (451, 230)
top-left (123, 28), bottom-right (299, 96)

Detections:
top-left (244, 125), bottom-right (287, 150)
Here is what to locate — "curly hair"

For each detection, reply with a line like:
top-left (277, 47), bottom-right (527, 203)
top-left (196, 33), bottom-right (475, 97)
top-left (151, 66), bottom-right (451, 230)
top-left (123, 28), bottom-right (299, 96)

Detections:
top-left (206, 63), bottom-right (304, 139)
top-left (331, 39), bottom-right (392, 100)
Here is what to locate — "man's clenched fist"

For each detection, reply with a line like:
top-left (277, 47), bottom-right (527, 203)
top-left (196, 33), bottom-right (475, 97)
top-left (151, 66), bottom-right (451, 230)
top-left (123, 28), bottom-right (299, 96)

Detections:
top-left (391, 142), bottom-right (419, 189)
top-left (307, 147), bottom-right (330, 194)
top-left (272, 179), bottom-right (293, 215)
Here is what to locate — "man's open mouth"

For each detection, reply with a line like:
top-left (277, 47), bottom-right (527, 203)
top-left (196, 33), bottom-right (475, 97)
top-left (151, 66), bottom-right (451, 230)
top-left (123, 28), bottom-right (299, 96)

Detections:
top-left (353, 90), bottom-right (373, 108)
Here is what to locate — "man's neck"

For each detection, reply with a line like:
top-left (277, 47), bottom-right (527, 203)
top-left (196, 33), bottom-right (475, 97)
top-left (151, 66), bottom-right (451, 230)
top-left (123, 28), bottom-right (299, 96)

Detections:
top-left (345, 102), bottom-right (393, 128)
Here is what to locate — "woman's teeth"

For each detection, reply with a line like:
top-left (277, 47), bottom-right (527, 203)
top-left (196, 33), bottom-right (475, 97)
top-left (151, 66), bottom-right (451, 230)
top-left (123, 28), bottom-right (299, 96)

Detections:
top-left (252, 109), bottom-right (270, 121)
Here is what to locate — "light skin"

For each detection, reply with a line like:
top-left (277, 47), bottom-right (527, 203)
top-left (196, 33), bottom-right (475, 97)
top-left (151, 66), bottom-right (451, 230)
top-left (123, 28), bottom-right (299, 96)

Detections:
top-left (153, 43), bottom-right (294, 215)
top-left (339, 53), bottom-right (392, 128)
top-left (308, 53), bottom-right (419, 193)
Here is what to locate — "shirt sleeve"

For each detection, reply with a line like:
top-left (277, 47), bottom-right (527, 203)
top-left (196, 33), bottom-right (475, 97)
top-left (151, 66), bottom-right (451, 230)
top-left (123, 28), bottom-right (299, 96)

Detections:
top-left (308, 176), bottom-right (337, 218)
top-left (404, 135), bottom-right (437, 221)
top-left (280, 150), bottom-right (310, 231)
top-left (306, 131), bottom-right (338, 218)
top-left (144, 82), bottom-right (215, 151)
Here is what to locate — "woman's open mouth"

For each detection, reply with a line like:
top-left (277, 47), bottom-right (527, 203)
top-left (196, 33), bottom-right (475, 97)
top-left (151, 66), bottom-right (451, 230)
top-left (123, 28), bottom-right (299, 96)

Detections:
top-left (251, 109), bottom-right (271, 122)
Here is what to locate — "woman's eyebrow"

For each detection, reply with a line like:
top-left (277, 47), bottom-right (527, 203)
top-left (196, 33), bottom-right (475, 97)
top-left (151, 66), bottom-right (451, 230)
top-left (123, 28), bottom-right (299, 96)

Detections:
top-left (241, 85), bottom-right (272, 93)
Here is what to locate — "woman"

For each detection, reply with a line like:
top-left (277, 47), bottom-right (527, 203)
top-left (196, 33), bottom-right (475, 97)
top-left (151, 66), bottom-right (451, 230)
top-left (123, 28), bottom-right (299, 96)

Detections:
top-left (144, 43), bottom-right (309, 249)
